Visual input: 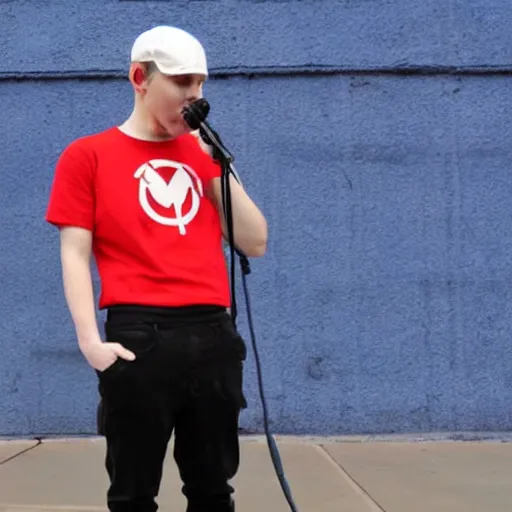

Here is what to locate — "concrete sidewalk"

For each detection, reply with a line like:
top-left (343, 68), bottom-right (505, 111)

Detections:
top-left (0, 436), bottom-right (511, 512)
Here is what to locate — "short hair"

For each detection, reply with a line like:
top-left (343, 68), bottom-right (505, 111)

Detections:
top-left (140, 61), bottom-right (159, 80)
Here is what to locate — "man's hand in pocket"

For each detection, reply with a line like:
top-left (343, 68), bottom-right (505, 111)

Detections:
top-left (80, 339), bottom-right (136, 372)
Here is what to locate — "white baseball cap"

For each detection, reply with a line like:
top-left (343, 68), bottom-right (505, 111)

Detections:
top-left (130, 25), bottom-right (208, 77)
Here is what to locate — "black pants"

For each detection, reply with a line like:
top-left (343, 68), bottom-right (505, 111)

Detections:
top-left (96, 305), bottom-right (247, 512)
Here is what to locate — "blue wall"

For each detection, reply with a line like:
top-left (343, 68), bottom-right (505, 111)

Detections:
top-left (1, 0), bottom-right (512, 436)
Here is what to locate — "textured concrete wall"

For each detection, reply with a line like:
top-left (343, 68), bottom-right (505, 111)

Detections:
top-left (1, 0), bottom-right (512, 436)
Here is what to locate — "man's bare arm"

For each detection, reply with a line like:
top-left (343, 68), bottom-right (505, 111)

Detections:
top-left (192, 131), bottom-right (268, 257)
top-left (60, 227), bottom-right (101, 347)
top-left (208, 176), bottom-right (268, 257)
top-left (60, 227), bottom-right (134, 370)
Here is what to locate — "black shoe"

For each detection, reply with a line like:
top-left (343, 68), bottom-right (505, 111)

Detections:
top-left (186, 496), bottom-right (234, 512)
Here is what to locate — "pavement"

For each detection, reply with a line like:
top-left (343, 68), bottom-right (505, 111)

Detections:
top-left (0, 435), bottom-right (511, 512)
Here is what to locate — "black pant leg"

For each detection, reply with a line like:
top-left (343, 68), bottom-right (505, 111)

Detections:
top-left (97, 322), bottom-right (175, 512)
top-left (172, 317), bottom-right (247, 512)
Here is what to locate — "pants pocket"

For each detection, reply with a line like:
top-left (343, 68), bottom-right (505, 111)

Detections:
top-left (216, 317), bottom-right (248, 362)
top-left (226, 360), bottom-right (248, 410)
top-left (98, 323), bottom-right (159, 381)
top-left (98, 357), bottom-right (126, 378)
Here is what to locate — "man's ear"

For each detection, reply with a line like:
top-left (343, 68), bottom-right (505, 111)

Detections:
top-left (129, 63), bottom-right (148, 94)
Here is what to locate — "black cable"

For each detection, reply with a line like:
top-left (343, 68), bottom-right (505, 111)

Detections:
top-left (240, 261), bottom-right (298, 512)
top-left (219, 162), bottom-right (299, 512)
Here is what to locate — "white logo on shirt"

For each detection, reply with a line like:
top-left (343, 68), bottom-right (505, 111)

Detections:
top-left (134, 159), bottom-right (203, 235)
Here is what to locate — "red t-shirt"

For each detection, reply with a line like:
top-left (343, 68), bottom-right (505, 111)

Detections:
top-left (46, 127), bottom-right (230, 309)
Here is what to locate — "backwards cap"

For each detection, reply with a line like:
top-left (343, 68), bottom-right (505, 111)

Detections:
top-left (131, 25), bottom-right (208, 77)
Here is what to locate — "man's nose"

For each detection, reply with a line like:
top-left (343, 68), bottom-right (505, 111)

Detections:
top-left (187, 84), bottom-right (203, 102)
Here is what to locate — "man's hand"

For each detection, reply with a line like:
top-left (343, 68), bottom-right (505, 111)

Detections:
top-left (190, 129), bottom-right (213, 156)
top-left (80, 340), bottom-right (136, 372)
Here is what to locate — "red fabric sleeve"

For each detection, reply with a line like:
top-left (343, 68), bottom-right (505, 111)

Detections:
top-left (46, 139), bottom-right (96, 231)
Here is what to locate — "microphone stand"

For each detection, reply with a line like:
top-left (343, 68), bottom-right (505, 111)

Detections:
top-left (196, 122), bottom-right (249, 326)
top-left (194, 117), bottom-right (299, 512)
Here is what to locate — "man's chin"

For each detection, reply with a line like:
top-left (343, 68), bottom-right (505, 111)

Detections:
top-left (165, 121), bottom-right (192, 139)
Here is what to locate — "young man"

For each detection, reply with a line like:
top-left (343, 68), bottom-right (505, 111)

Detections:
top-left (46, 25), bottom-right (268, 512)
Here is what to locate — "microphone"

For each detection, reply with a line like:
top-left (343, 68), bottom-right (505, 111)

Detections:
top-left (182, 99), bottom-right (235, 165)
top-left (182, 98), bottom-right (210, 131)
